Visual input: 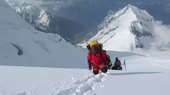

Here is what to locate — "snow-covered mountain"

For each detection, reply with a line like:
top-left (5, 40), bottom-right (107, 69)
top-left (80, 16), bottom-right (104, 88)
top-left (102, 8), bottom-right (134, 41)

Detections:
top-left (90, 5), bottom-right (170, 52)
top-left (5, 0), bottom-right (89, 44)
top-left (0, 0), bottom-right (86, 68)
top-left (5, 0), bottom-right (170, 44)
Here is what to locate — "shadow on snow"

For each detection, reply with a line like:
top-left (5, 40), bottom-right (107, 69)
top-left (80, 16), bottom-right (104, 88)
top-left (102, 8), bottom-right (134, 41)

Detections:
top-left (108, 72), bottom-right (161, 76)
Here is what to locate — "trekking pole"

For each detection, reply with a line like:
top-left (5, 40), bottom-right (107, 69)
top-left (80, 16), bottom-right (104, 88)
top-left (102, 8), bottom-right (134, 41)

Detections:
top-left (124, 60), bottom-right (127, 71)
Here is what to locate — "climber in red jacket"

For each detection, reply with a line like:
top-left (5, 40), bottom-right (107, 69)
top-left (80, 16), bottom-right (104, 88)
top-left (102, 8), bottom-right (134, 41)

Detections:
top-left (86, 40), bottom-right (111, 75)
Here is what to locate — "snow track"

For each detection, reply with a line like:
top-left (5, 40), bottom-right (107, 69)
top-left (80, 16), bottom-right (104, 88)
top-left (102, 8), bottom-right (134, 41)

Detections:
top-left (56, 74), bottom-right (107, 95)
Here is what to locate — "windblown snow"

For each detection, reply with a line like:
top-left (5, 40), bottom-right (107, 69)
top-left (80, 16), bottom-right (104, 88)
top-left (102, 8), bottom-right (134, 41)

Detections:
top-left (1, 0), bottom-right (170, 95)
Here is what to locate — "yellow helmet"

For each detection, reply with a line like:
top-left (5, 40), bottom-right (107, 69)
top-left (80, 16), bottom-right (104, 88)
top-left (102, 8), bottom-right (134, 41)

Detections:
top-left (87, 40), bottom-right (99, 47)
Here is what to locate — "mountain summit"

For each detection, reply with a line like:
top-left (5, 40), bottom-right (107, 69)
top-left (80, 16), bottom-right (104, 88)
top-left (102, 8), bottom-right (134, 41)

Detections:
top-left (90, 5), bottom-right (155, 51)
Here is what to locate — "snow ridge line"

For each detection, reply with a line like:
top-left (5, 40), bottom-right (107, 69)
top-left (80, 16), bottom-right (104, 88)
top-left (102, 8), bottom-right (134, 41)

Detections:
top-left (55, 74), bottom-right (107, 95)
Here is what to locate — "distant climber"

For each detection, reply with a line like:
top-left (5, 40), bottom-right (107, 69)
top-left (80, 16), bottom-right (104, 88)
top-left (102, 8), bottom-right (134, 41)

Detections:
top-left (86, 40), bottom-right (112, 75)
top-left (111, 57), bottom-right (122, 70)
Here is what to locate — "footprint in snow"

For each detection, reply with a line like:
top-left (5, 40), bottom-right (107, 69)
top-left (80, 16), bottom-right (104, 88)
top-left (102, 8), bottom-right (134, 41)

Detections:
top-left (56, 74), bottom-right (107, 95)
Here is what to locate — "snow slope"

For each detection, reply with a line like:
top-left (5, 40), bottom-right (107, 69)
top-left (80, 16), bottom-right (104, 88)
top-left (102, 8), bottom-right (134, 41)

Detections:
top-left (0, 0), bottom-right (86, 68)
top-left (90, 5), bottom-right (170, 52)
top-left (1, 1), bottom-right (170, 95)
top-left (1, 51), bottom-right (170, 95)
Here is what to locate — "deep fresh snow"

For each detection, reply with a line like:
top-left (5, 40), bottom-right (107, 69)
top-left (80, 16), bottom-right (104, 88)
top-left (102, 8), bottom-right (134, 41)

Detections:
top-left (1, 52), bottom-right (170, 95)
top-left (1, 0), bottom-right (170, 95)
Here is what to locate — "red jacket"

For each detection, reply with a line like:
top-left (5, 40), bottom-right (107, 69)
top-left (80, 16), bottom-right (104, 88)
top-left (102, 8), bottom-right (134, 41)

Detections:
top-left (87, 49), bottom-right (108, 68)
